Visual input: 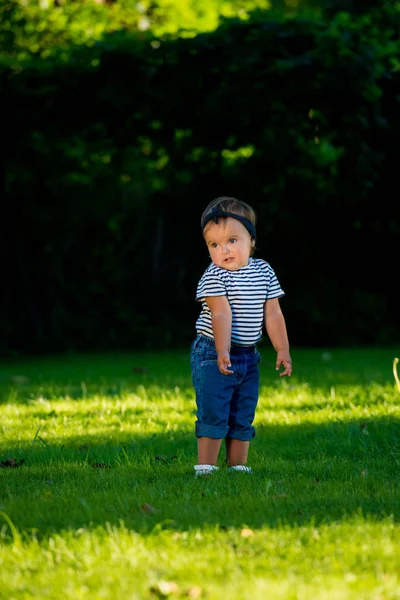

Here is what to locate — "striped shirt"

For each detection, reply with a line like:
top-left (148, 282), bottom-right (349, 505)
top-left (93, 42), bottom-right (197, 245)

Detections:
top-left (195, 258), bottom-right (285, 346)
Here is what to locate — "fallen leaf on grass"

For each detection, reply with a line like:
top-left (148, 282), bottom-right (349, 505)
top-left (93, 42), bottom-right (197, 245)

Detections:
top-left (240, 528), bottom-right (254, 538)
top-left (91, 462), bottom-right (111, 469)
top-left (141, 503), bottom-right (159, 514)
top-left (0, 458), bottom-right (25, 468)
top-left (150, 581), bottom-right (179, 597)
top-left (187, 586), bottom-right (202, 598)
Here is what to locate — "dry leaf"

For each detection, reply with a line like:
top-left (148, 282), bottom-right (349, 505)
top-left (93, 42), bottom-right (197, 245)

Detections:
top-left (0, 458), bottom-right (25, 468)
top-left (91, 462), bottom-right (111, 469)
top-left (187, 586), bottom-right (202, 598)
top-left (240, 528), bottom-right (254, 538)
top-left (141, 503), bottom-right (159, 514)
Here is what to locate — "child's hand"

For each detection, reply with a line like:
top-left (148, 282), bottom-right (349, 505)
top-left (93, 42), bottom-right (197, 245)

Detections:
top-left (276, 350), bottom-right (292, 377)
top-left (217, 351), bottom-right (234, 375)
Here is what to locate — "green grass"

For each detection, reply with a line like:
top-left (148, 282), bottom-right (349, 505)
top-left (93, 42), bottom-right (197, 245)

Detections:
top-left (0, 346), bottom-right (399, 599)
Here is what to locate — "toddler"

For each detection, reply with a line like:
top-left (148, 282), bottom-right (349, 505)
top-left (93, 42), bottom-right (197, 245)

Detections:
top-left (190, 196), bottom-right (292, 476)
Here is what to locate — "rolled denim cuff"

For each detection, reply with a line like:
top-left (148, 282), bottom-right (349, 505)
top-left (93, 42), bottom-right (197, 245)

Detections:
top-left (227, 426), bottom-right (255, 441)
top-left (195, 422), bottom-right (228, 439)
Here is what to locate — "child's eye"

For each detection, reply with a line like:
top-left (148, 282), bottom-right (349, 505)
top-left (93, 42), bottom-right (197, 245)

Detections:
top-left (211, 243), bottom-right (218, 248)
top-left (229, 238), bottom-right (237, 244)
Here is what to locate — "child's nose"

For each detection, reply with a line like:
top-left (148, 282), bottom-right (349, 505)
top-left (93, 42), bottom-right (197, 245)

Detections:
top-left (222, 244), bottom-right (230, 254)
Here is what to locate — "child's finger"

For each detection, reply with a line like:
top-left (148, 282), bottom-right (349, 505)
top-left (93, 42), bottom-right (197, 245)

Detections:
top-left (279, 363), bottom-right (292, 377)
top-left (218, 358), bottom-right (233, 375)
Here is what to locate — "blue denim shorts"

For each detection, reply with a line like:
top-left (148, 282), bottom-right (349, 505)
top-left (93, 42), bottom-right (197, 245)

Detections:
top-left (190, 334), bottom-right (261, 441)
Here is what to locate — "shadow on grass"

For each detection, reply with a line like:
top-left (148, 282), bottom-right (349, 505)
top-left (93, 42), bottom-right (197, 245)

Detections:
top-left (0, 417), bottom-right (399, 540)
top-left (0, 346), bottom-right (397, 405)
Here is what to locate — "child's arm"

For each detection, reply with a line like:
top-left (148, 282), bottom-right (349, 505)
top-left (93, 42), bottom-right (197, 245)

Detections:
top-left (205, 296), bottom-right (234, 375)
top-left (264, 298), bottom-right (292, 377)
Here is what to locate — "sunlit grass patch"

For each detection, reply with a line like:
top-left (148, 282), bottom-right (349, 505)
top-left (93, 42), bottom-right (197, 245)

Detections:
top-left (0, 347), bottom-right (399, 599)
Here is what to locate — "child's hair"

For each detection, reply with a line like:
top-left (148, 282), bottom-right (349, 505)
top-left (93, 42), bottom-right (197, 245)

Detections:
top-left (201, 196), bottom-right (257, 254)
top-left (201, 197), bottom-right (256, 228)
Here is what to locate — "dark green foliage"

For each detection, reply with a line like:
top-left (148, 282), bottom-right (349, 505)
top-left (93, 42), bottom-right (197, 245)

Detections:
top-left (1, 6), bottom-right (399, 354)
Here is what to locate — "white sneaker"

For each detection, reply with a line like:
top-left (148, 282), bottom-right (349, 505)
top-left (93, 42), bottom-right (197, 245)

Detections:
top-left (194, 464), bottom-right (219, 477)
top-left (228, 465), bottom-right (252, 473)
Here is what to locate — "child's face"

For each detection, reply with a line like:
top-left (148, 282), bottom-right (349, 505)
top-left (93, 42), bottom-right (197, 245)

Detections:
top-left (204, 217), bottom-right (255, 271)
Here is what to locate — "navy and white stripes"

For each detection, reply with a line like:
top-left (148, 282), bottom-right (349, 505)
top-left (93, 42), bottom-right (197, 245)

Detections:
top-left (195, 258), bottom-right (285, 346)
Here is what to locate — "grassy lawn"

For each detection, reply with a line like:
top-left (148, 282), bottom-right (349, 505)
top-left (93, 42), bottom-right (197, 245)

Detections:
top-left (0, 346), bottom-right (399, 599)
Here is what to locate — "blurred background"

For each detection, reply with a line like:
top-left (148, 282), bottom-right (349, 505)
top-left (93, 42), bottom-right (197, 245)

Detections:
top-left (1, 0), bottom-right (399, 356)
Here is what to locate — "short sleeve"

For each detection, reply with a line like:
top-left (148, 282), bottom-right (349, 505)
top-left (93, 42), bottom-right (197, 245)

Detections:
top-left (265, 263), bottom-right (285, 300)
top-left (196, 270), bottom-right (227, 302)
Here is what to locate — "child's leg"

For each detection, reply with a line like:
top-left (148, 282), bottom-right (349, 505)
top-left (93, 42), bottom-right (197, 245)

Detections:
top-left (198, 437), bottom-right (223, 465)
top-left (190, 336), bottom-right (236, 471)
top-left (226, 350), bottom-right (260, 467)
top-left (225, 438), bottom-right (249, 466)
